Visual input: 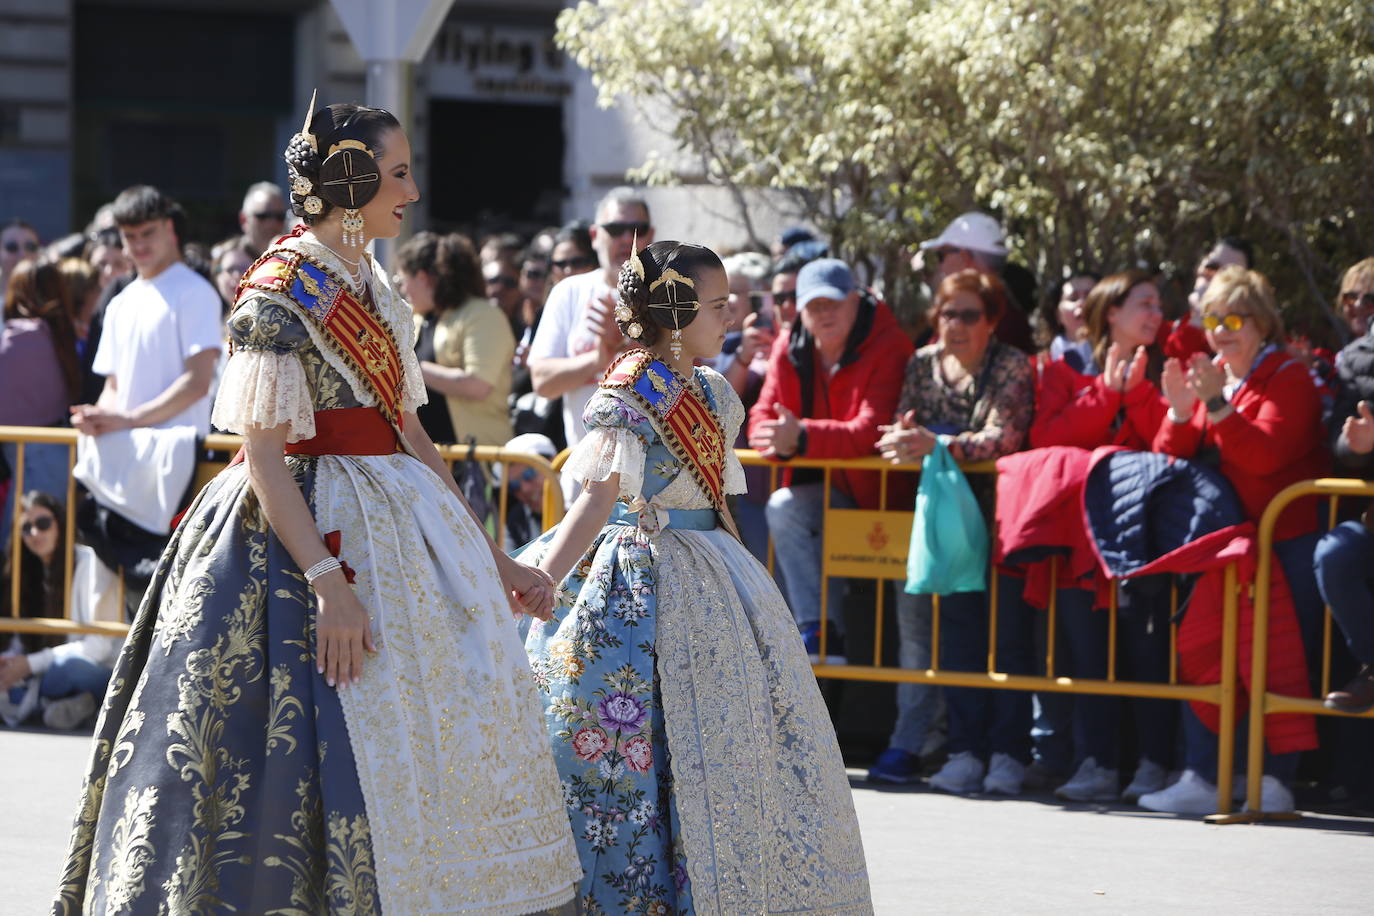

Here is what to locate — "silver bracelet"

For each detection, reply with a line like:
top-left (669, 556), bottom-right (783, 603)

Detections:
top-left (304, 556), bottom-right (343, 584)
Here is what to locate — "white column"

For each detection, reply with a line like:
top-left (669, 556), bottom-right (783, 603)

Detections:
top-left (329, 0), bottom-right (455, 265)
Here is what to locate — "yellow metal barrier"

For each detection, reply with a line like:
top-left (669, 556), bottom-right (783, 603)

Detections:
top-left (0, 425), bottom-right (564, 639)
top-left (550, 446), bottom-right (1244, 815)
top-left (1232, 478), bottom-right (1374, 823)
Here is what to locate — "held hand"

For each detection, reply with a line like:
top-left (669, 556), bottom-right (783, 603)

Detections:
top-left (747, 402), bottom-right (801, 458)
top-left (1161, 357), bottom-right (1197, 415)
top-left (314, 574), bottom-right (376, 689)
top-left (1185, 353), bottom-right (1225, 402)
top-left (70, 404), bottom-right (133, 436)
top-left (877, 425), bottom-right (937, 464)
top-left (737, 312), bottom-right (776, 364)
top-left (499, 557), bottom-right (556, 621)
top-left (1344, 401), bottom-right (1374, 456)
top-left (0, 654), bottom-right (32, 691)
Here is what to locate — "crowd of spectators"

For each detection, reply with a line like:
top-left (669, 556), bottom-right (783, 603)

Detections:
top-left (2, 184), bottom-right (1372, 821)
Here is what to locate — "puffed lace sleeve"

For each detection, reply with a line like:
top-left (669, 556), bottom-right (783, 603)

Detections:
top-left (211, 296), bottom-right (316, 443)
top-left (700, 368), bottom-right (748, 495)
top-left (561, 392), bottom-right (649, 501)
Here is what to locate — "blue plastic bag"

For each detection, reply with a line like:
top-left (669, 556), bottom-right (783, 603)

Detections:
top-left (906, 440), bottom-right (988, 595)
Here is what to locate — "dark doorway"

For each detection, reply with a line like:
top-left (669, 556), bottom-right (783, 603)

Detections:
top-left (72, 4), bottom-right (293, 243)
top-left (427, 99), bottom-right (564, 236)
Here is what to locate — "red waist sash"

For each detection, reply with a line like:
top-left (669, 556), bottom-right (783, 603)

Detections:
top-left (230, 407), bottom-right (400, 466)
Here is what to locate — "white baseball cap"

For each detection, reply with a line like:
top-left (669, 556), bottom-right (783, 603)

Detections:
top-left (918, 211), bottom-right (1007, 256)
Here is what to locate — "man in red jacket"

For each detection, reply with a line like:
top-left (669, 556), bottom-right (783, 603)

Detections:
top-left (748, 258), bottom-right (914, 662)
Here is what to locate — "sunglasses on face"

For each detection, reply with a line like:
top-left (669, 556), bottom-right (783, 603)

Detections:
top-left (599, 221), bottom-right (651, 238)
top-left (552, 255), bottom-right (596, 271)
top-left (933, 248), bottom-right (966, 264)
top-left (772, 290), bottom-right (797, 305)
top-left (937, 307), bottom-right (986, 325)
top-left (21, 515), bottom-right (55, 536)
top-left (486, 275), bottom-right (519, 289)
top-left (1202, 312), bottom-right (1249, 332)
top-left (252, 211), bottom-right (286, 222)
top-left (1341, 290), bottom-right (1374, 310)
top-left (3, 240), bottom-right (39, 254)
top-left (522, 267), bottom-right (547, 280)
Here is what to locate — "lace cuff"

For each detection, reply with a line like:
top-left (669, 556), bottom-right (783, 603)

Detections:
top-left (212, 350), bottom-right (316, 443)
top-left (562, 426), bottom-right (645, 500)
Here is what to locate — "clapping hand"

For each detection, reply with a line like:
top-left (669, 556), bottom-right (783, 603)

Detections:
top-left (1185, 352), bottom-right (1225, 402)
top-left (1103, 343), bottom-right (1147, 392)
top-left (1344, 401), bottom-right (1374, 456)
top-left (1161, 357), bottom-right (1197, 416)
top-left (589, 293), bottom-right (624, 369)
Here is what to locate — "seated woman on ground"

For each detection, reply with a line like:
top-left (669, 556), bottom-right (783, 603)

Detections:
top-left (0, 491), bottom-right (122, 730)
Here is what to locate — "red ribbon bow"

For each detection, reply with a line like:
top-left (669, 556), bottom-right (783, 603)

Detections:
top-left (323, 530), bottom-right (358, 585)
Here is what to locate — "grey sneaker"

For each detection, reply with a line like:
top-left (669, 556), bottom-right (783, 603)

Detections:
top-left (42, 692), bottom-right (97, 730)
top-left (1122, 759), bottom-right (1167, 803)
top-left (982, 753), bottom-right (1026, 795)
top-left (1055, 757), bottom-right (1119, 802)
top-left (928, 751), bottom-right (984, 795)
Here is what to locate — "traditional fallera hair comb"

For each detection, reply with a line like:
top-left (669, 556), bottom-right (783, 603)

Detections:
top-left (289, 89), bottom-right (383, 246)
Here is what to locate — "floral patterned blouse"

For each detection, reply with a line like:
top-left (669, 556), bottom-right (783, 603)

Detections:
top-left (897, 338), bottom-right (1034, 462)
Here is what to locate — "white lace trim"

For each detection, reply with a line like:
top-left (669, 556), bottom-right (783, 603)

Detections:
top-left (700, 367), bottom-right (748, 495)
top-left (210, 349), bottom-right (315, 443)
top-left (562, 426), bottom-right (646, 502)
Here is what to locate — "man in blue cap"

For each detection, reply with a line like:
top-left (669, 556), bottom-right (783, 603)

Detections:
top-left (748, 258), bottom-right (914, 662)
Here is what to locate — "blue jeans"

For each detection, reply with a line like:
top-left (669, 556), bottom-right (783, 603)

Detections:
top-left (1056, 588), bottom-right (1120, 768)
top-left (887, 591), bottom-right (942, 755)
top-left (765, 482), bottom-right (853, 632)
top-left (1, 440), bottom-right (73, 556)
top-left (1313, 520), bottom-right (1374, 664)
top-left (940, 574), bottom-right (1036, 764)
top-left (40, 655), bottom-right (112, 700)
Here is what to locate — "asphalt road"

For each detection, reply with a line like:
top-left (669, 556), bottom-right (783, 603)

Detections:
top-left (5, 727), bottom-right (1371, 914)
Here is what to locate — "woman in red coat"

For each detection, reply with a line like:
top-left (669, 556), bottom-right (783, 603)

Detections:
top-left (1028, 270), bottom-right (1177, 805)
top-left (1149, 265), bottom-right (1329, 814)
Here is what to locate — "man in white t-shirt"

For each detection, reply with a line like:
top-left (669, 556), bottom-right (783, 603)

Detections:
top-left (529, 187), bottom-right (655, 450)
top-left (71, 185), bottom-right (222, 438)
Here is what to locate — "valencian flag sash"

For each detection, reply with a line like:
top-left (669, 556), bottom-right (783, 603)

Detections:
top-left (237, 246), bottom-right (404, 424)
top-left (601, 349), bottom-right (741, 539)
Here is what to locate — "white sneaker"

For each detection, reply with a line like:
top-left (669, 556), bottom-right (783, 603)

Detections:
top-left (42, 692), bottom-right (97, 730)
top-left (1138, 769), bottom-right (1219, 814)
top-left (1242, 775), bottom-right (1296, 814)
top-left (1055, 757), bottom-right (1119, 802)
top-left (928, 751), bottom-right (984, 795)
top-left (1122, 759), bottom-right (1167, 803)
top-left (982, 753), bottom-right (1025, 795)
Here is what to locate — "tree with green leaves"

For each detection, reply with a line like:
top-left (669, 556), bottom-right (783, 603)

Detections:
top-left (559, 0), bottom-right (1373, 339)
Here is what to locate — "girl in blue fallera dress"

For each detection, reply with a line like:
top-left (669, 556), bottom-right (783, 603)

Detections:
top-left (523, 241), bottom-right (872, 916)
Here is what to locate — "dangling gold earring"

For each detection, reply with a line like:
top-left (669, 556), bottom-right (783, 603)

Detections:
top-left (341, 208), bottom-right (365, 247)
top-left (670, 328), bottom-right (683, 361)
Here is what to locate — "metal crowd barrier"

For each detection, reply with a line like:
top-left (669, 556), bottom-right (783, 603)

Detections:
top-left (1230, 478), bottom-right (1374, 823)
top-left (0, 425), bottom-right (564, 640)
top-left (549, 448), bottom-right (1245, 816)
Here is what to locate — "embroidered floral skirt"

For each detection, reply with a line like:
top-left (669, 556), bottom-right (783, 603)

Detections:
top-left (525, 523), bottom-right (874, 916)
top-left (54, 454), bottom-right (580, 916)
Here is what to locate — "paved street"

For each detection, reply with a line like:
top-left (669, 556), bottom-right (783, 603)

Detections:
top-left (5, 726), bottom-right (1371, 914)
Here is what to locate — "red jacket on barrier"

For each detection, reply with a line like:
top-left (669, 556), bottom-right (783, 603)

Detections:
top-left (1152, 349), bottom-right (1329, 542)
top-left (749, 297), bottom-right (913, 509)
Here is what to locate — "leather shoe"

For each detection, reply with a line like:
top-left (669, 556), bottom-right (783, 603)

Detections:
top-left (1324, 664), bottom-right (1374, 714)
